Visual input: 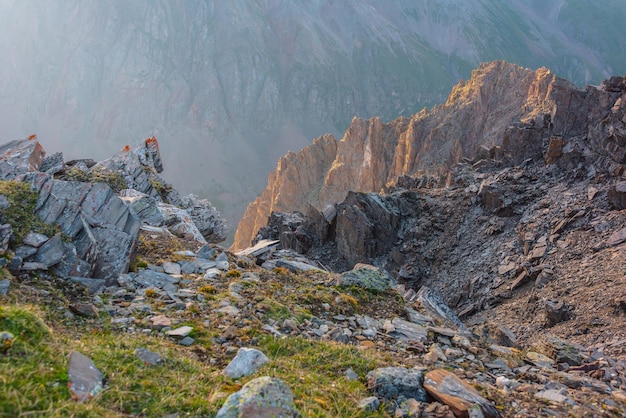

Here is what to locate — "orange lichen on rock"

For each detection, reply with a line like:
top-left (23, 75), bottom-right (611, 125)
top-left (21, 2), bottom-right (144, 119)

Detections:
top-left (145, 136), bottom-right (159, 149)
top-left (28, 134), bottom-right (37, 140)
top-left (122, 145), bottom-right (131, 152)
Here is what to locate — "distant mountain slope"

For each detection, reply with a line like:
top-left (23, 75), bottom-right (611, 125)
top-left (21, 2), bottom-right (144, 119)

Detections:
top-left (1, 0), bottom-right (625, 233)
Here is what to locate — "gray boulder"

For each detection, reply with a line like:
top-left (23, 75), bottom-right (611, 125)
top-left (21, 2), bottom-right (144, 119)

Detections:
top-left (222, 348), bottom-right (269, 379)
top-left (216, 376), bottom-right (300, 418)
top-left (366, 367), bottom-right (427, 404)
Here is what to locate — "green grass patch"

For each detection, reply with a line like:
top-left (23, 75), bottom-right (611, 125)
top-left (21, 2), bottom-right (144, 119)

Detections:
top-left (0, 180), bottom-right (61, 243)
top-left (257, 335), bottom-right (389, 416)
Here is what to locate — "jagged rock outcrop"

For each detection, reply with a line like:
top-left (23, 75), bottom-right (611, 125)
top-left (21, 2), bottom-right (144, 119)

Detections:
top-left (234, 61), bottom-right (626, 250)
top-left (0, 135), bottom-right (227, 284)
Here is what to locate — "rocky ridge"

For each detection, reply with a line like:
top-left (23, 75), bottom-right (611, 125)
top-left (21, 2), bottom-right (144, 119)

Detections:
top-left (1, 134), bottom-right (626, 414)
top-left (0, 136), bottom-right (227, 286)
top-left (233, 60), bottom-right (626, 250)
top-left (245, 67), bottom-right (626, 362)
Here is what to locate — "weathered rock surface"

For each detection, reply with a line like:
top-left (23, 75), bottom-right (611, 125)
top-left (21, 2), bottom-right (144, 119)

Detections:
top-left (0, 135), bottom-right (228, 284)
top-left (423, 369), bottom-right (500, 418)
top-left (222, 347), bottom-right (269, 379)
top-left (68, 351), bottom-right (104, 402)
top-left (235, 62), bottom-right (626, 250)
top-left (216, 376), bottom-right (299, 418)
top-left (366, 367), bottom-right (427, 404)
top-left (0, 137), bottom-right (45, 180)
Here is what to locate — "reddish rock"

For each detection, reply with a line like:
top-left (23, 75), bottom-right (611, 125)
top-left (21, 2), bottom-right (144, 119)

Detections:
top-left (423, 369), bottom-right (501, 418)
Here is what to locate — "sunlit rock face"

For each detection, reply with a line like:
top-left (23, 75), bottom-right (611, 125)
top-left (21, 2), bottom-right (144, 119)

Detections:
top-left (1, 1), bottom-right (625, 238)
top-left (233, 62), bottom-right (626, 250)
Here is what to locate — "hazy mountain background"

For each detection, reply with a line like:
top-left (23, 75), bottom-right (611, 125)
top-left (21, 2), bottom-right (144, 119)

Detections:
top-left (1, 0), bottom-right (625, 242)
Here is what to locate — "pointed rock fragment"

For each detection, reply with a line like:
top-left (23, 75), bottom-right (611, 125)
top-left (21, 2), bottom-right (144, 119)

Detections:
top-left (423, 369), bottom-right (500, 418)
top-left (68, 351), bottom-right (104, 402)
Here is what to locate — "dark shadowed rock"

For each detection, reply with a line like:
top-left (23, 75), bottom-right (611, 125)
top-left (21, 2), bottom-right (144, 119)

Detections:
top-left (335, 192), bottom-right (401, 266)
top-left (424, 369), bottom-right (500, 418)
top-left (68, 351), bottom-right (104, 402)
top-left (544, 299), bottom-right (574, 327)
top-left (40, 152), bottom-right (64, 175)
top-left (608, 181), bottom-right (626, 210)
top-left (366, 367), bottom-right (427, 403)
top-left (216, 376), bottom-right (299, 418)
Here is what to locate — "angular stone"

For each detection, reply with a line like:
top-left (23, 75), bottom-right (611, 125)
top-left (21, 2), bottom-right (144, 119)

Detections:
top-left (118, 189), bottom-right (165, 226)
top-left (390, 317), bottom-right (428, 343)
top-left (134, 347), bottom-right (162, 366)
top-left (162, 262), bottom-right (181, 275)
top-left (216, 376), bottom-right (299, 418)
top-left (22, 232), bottom-right (49, 248)
top-left (366, 367), bottom-right (427, 403)
top-left (358, 396), bottom-right (380, 412)
top-left (235, 239), bottom-right (280, 258)
top-left (156, 203), bottom-right (207, 244)
top-left (275, 258), bottom-right (323, 273)
top-left (21, 172), bottom-right (141, 282)
top-left (216, 305), bottom-right (241, 316)
top-left (133, 269), bottom-right (179, 291)
top-left (0, 279), bottom-right (10, 295)
top-left (180, 194), bottom-right (227, 243)
top-left (69, 303), bottom-right (99, 318)
top-left (0, 224), bottom-right (11, 253)
top-left (167, 326), bottom-right (193, 338)
top-left (67, 277), bottom-right (106, 294)
top-left (337, 267), bottom-right (393, 291)
top-left (51, 241), bottom-right (94, 278)
top-left (178, 336), bottom-right (195, 346)
top-left (525, 351), bottom-right (555, 368)
top-left (222, 348), bottom-right (269, 379)
top-left (32, 234), bottom-right (65, 267)
top-left (607, 227), bottom-right (626, 247)
top-left (15, 245), bottom-right (37, 259)
top-left (416, 287), bottom-right (467, 331)
top-left (534, 389), bottom-right (571, 404)
top-left (40, 152), bottom-right (64, 175)
top-left (0, 138), bottom-right (45, 180)
top-left (68, 351), bottom-right (104, 402)
top-left (423, 369), bottom-right (500, 418)
top-left (8, 256), bottom-right (23, 273)
top-left (544, 299), bottom-right (573, 327)
top-left (535, 335), bottom-right (582, 366)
